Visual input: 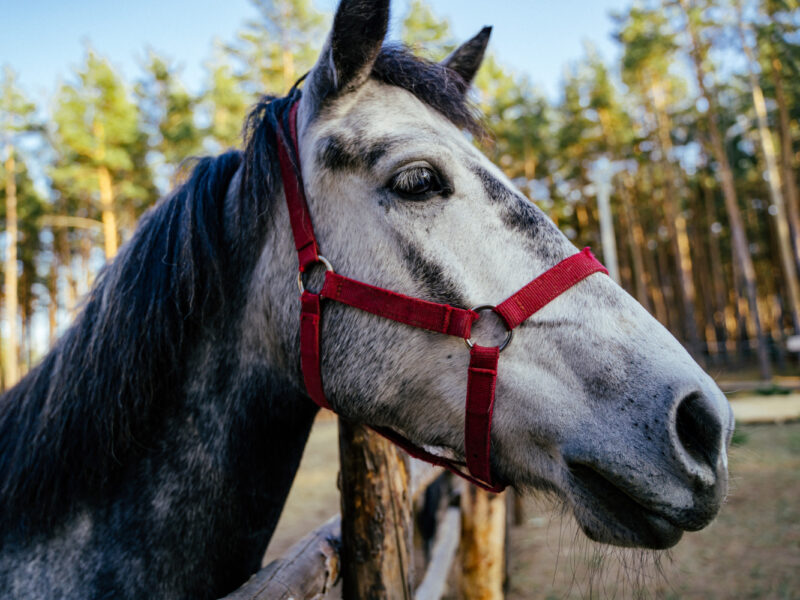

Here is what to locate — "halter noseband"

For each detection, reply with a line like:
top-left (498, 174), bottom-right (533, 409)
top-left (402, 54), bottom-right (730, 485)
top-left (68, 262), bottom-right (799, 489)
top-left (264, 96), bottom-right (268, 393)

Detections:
top-left (277, 101), bottom-right (607, 492)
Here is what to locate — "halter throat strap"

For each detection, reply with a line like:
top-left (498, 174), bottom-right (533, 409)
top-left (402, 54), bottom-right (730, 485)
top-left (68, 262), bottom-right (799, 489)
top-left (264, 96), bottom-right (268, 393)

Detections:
top-left (277, 100), bottom-right (607, 492)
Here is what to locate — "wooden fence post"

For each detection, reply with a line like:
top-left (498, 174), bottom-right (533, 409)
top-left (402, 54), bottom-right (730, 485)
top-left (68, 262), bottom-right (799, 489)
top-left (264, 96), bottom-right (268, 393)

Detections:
top-left (338, 420), bottom-right (413, 599)
top-left (459, 486), bottom-right (506, 600)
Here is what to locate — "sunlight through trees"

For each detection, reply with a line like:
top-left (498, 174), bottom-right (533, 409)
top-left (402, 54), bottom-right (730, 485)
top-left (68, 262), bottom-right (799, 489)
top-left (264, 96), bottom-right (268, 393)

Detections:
top-left (1, 0), bottom-right (799, 388)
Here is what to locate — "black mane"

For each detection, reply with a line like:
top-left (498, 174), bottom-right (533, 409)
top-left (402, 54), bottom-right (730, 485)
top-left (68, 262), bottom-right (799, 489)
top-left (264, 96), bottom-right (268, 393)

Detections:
top-left (0, 150), bottom-right (247, 532)
top-left (0, 45), bottom-right (476, 533)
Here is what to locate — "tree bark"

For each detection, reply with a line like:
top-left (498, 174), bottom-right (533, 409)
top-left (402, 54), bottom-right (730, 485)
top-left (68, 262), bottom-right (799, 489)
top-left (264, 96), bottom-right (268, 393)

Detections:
top-left (459, 486), bottom-right (505, 600)
top-left (338, 421), bottom-right (413, 600)
top-left (3, 145), bottom-right (19, 388)
top-left (679, 0), bottom-right (771, 379)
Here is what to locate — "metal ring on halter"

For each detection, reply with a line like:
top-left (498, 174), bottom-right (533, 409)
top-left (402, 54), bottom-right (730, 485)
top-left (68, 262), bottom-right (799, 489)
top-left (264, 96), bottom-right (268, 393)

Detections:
top-left (297, 256), bottom-right (334, 293)
top-left (465, 304), bottom-right (513, 352)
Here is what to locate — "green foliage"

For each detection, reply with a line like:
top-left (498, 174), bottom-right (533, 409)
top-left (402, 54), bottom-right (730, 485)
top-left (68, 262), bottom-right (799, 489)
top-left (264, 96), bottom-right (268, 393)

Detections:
top-left (224, 0), bottom-right (328, 95)
top-left (202, 56), bottom-right (250, 150)
top-left (136, 52), bottom-right (202, 185)
top-left (1, 69), bottom-right (46, 330)
top-left (401, 0), bottom-right (456, 59)
top-left (50, 50), bottom-right (153, 226)
top-left (730, 426), bottom-right (749, 445)
top-left (755, 384), bottom-right (792, 395)
top-left (1, 67), bottom-right (37, 140)
top-left (52, 51), bottom-right (140, 170)
top-left (616, 6), bottom-right (679, 88)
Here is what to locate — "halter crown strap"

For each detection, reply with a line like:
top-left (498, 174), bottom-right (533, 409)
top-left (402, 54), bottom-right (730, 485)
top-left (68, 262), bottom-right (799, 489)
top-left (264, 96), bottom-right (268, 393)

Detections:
top-left (277, 99), bottom-right (607, 492)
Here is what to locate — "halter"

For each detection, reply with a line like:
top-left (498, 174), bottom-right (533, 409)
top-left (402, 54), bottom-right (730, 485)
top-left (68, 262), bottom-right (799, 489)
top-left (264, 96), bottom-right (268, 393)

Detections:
top-left (277, 101), bottom-right (607, 492)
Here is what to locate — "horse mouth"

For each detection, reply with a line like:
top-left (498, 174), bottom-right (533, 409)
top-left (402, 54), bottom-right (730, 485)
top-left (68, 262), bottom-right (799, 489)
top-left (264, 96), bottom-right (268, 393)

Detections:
top-left (567, 463), bottom-right (684, 550)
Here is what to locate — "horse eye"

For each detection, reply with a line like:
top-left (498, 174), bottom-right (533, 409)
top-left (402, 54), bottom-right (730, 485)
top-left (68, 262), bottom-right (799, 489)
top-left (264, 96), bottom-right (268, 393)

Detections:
top-left (389, 167), bottom-right (444, 199)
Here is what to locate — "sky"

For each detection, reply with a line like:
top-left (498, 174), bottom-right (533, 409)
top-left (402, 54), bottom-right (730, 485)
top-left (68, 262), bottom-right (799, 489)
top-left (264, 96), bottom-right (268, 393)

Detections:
top-left (2, 0), bottom-right (630, 105)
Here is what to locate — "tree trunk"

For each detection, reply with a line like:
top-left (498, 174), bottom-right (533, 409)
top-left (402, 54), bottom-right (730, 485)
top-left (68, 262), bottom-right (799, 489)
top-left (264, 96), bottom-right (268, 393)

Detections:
top-left (690, 195), bottom-right (718, 362)
top-left (97, 165), bottom-right (118, 259)
top-left (460, 486), bottom-right (505, 600)
top-left (701, 173), bottom-right (730, 361)
top-left (656, 236), bottom-right (679, 336)
top-left (771, 57), bottom-right (800, 276)
top-left (620, 172), bottom-right (653, 313)
top-left (736, 6), bottom-right (800, 335)
top-left (595, 173), bottom-right (620, 283)
top-left (3, 145), bottom-right (19, 388)
top-left (649, 79), bottom-right (702, 356)
top-left (338, 421), bottom-right (413, 600)
top-left (679, 0), bottom-right (771, 379)
top-left (48, 260), bottom-right (58, 346)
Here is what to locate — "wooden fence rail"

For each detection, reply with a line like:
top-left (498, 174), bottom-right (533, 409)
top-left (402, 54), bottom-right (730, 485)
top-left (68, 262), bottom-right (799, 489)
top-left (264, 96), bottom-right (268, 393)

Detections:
top-left (221, 516), bottom-right (341, 600)
top-left (223, 422), bottom-right (509, 600)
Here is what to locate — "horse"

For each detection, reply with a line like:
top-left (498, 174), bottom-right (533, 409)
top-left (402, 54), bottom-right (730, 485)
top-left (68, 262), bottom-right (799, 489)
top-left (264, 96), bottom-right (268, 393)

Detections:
top-left (0, 1), bottom-right (733, 597)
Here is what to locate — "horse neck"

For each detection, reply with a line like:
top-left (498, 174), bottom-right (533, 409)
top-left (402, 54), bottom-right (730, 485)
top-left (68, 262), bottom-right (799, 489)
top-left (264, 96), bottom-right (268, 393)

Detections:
top-left (112, 165), bottom-right (322, 597)
top-left (147, 328), bottom-right (318, 597)
top-left (0, 160), bottom-right (321, 599)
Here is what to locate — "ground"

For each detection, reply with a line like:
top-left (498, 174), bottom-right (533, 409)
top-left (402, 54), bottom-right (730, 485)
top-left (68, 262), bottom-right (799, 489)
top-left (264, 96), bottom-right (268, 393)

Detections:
top-left (265, 410), bottom-right (800, 599)
top-left (506, 422), bottom-right (800, 599)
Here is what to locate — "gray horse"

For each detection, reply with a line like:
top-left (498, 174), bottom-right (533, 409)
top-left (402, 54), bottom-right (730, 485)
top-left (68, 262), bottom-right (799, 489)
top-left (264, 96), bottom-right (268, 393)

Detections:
top-left (0, 1), bottom-right (733, 598)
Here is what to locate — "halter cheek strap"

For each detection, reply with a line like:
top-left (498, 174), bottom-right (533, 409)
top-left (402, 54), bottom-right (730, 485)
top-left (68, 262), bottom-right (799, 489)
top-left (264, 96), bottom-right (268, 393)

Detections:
top-left (277, 101), bottom-right (607, 492)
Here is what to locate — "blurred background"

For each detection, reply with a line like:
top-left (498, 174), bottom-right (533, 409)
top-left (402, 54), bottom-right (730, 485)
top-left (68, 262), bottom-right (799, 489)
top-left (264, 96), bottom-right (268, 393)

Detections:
top-left (2, 1), bottom-right (799, 596)
top-left (2, 0), bottom-right (800, 387)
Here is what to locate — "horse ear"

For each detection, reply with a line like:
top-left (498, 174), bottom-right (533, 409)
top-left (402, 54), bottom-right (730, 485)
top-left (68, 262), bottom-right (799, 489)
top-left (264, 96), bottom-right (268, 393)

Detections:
top-left (442, 26), bottom-right (492, 86)
top-left (303, 0), bottom-right (390, 115)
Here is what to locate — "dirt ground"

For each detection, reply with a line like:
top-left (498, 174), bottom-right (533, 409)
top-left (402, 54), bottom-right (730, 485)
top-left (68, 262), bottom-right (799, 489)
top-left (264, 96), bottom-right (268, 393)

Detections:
top-left (506, 422), bottom-right (800, 600)
top-left (265, 417), bottom-right (800, 599)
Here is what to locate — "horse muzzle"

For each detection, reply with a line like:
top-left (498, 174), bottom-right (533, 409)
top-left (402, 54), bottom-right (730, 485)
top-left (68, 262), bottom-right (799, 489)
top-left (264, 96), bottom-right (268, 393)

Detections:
top-left (562, 381), bottom-right (733, 549)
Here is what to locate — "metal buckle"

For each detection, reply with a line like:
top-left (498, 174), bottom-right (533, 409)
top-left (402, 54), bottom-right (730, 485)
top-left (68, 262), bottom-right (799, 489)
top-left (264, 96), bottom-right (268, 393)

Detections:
top-left (297, 255), bottom-right (334, 293)
top-left (465, 305), bottom-right (513, 352)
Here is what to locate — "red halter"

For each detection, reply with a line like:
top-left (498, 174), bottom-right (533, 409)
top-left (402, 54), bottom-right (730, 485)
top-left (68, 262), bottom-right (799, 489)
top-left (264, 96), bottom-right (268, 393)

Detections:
top-left (277, 101), bottom-right (607, 492)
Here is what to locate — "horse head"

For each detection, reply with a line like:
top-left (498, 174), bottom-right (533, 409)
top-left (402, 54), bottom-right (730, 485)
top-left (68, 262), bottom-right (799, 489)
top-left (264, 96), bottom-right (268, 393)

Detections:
top-left (253, 0), bottom-right (734, 550)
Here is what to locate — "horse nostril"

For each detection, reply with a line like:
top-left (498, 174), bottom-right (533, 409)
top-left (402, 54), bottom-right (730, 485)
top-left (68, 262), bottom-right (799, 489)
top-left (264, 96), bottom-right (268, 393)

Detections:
top-left (674, 392), bottom-right (723, 475)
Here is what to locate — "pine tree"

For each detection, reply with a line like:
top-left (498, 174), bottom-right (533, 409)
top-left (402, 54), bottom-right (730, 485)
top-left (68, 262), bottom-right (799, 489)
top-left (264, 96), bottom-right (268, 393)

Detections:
top-left (0, 159), bottom-right (45, 370)
top-left (136, 52), bottom-right (202, 190)
top-left (50, 50), bottom-right (149, 259)
top-left (734, 0), bottom-right (800, 335)
top-left (674, 0), bottom-right (771, 378)
top-left (616, 5), bottom-right (703, 355)
top-left (202, 55), bottom-right (250, 151)
top-left (0, 67), bottom-right (37, 388)
top-left (225, 0), bottom-right (327, 96)
top-left (401, 0), bottom-right (456, 59)
top-left (759, 0), bottom-right (800, 276)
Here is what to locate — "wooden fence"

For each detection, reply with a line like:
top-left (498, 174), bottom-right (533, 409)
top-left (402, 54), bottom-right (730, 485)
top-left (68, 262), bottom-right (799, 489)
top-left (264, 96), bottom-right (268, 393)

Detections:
top-left (222, 422), bottom-right (511, 600)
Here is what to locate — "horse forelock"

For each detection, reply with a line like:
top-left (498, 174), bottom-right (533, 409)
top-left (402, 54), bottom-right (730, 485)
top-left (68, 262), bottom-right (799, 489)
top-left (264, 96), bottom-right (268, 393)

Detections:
top-left (369, 45), bottom-right (484, 137)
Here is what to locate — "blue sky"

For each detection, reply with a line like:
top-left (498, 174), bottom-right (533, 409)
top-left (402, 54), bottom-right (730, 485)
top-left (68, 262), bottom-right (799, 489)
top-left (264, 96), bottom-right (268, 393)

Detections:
top-left (2, 0), bottom-right (630, 105)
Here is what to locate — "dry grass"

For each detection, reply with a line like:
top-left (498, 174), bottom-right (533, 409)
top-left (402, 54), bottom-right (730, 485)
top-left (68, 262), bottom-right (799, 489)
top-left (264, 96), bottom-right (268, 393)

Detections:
top-left (265, 418), bottom-right (800, 599)
top-left (507, 423), bottom-right (800, 599)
